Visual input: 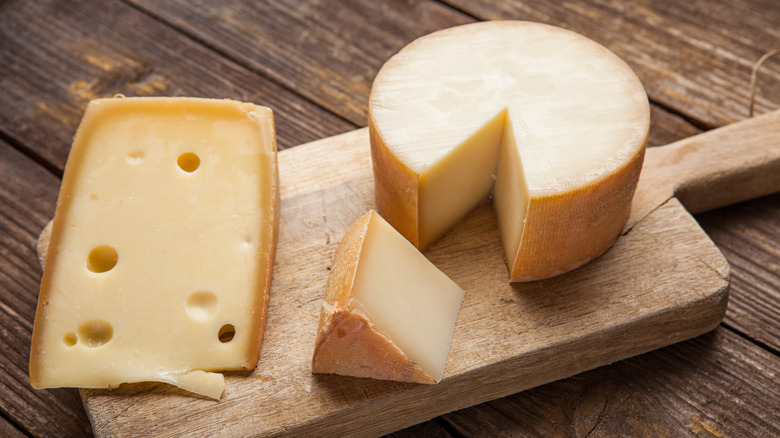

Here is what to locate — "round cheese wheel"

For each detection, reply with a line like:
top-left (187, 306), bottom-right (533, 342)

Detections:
top-left (368, 21), bottom-right (650, 281)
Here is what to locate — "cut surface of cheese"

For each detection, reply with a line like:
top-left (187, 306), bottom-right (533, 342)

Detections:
top-left (369, 21), bottom-right (650, 281)
top-left (312, 210), bottom-right (465, 383)
top-left (29, 97), bottom-right (279, 399)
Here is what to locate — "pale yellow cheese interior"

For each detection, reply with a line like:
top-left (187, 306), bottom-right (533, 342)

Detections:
top-left (350, 212), bottom-right (465, 382)
top-left (370, 21), bottom-right (650, 270)
top-left (493, 115), bottom-right (530, 265)
top-left (30, 97), bottom-right (278, 399)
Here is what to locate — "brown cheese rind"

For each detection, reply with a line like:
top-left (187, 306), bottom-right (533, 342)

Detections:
top-left (312, 210), bottom-right (435, 384)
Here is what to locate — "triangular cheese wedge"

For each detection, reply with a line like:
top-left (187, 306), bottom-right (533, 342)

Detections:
top-left (312, 210), bottom-right (464, 383)
top-left (369, 21), bottom-right (650, 281)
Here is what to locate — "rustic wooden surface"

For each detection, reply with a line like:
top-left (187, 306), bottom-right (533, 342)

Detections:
top-left (1, 0), bottom-right (779, 436)
top-left (37, 128), bottom-right (734, 436)
top-left (625, 108), bottom-right (780, 230)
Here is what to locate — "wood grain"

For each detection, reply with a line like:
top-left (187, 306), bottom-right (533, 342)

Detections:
top-left (441, 327), bottom-right (780, 437)
top-left (3, 1), bottom-right (780, 436)
top-left (385, 421), bottom-right (451, 438)
top-left (67, 128), bottom-right (730, 437)
top-left (128, 0), bottom-right (473, 126)
top-left (446, 0), bottom-right (780, 128)
top-left (646, 105), bottom-right (701, 147)
top-left (0, 419), bottom-right (26, 438)
top-left (698, 196), bottom-right (780, 352)
top-left (0, 0), bottom-right (354, 172)
top-left (0, 140), bottom-right (92, 437)
top-left (626, 108), bottom-right (780, 230)
top-left (128, 0), bottom-right (707, 147)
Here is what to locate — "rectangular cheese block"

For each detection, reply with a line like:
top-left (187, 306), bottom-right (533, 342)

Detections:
top-left (29, 97), bottom-right (279, 399)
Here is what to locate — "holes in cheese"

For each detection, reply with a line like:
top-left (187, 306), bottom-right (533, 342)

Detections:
top-left (86, 245), bottom-right (118, 273)
top-left (185, 291), bottom-right (218, 320)
top-left (126, 150), bottom-right (145, 164)
top-left (77, 319), bottom-right (113, 348)
top-left (30, 97), bottom-right (279, 400)
top-left (369, 21), bottom-right (650, 282)
top-left (312, 210), bottom-right (465, 384)
top-left (177, 152), bottom-right (200, 173)
top-left (218, 324), bottom-right (236, 343)
top-left (63, 333), bottom-right (77, 347)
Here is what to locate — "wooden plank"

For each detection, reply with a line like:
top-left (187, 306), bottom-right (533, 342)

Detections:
top-left (128, 0), bottom-right (704, 146)
top-left (429, 0), bottom-right (780, 367)
top-left (697, 195), bottom-right (780, 352)
top-left (0, 0), bottom-right (354, 172)
top-left (3, 2), bottom-right (776, 437)
top-left (647, 105), bottom-right (701, 146)
top-left (627, 103), bottom-right (780, 355)
top-left (128, 0), bottom-right (473, 126)
top-left (385, 421), bottom-right (452, 438)
top-left (440, 327), bottom-right (780, 437)
top-left (0, 419), bottom-right (26, 438)
top-left (0, 140), bottom-right (92, 437)
top-left (75, 128), bottom-right (730, 437)
top-left (445, 0), bottom-right (780, 128)
top-left (0, 101), bottom-right (700, 436)
top-left (625, 109), bottom-right (780, 230)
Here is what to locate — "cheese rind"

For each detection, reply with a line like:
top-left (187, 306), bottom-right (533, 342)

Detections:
top-left (369, 21), bottom-right (649, 281)
top-left (29, 97), bottom-right (279, 399)
top-left (312, 210), bottom-right (464, 383)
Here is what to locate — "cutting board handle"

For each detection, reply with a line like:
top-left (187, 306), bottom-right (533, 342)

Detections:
top-left (664, 108), bottom-right (780, 213)
top-left (628, 108), bottom-right (780, 229)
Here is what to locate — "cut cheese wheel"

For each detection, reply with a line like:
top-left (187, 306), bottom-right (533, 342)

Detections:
top-left (312, 210), bottom-right (465, 383)
top-left (369, 21), bottom-right (650, 281)
top-left (29, 97), bottom-right (279, 399)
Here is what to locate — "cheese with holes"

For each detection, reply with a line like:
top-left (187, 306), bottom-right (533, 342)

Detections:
top-left (312, 210), bottom-right (464, 383)
top-left (369, 21), bottom-right (650, 281)
top-left (29, 97), bottom-right (279, 399)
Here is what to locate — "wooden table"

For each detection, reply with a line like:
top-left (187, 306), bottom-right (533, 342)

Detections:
top-left (2, 1), bottom-right (779, 436)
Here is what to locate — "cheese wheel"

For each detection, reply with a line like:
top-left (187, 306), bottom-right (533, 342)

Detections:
top-left (369, 21), bottom-right (650, 281)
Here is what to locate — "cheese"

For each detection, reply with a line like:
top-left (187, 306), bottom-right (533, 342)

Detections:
top-left (312, 210), bottom-right (464, 383)
top-left (369, 21), bottom-right (650, 281)
top-left (29, 97), bottom-right (279, 399)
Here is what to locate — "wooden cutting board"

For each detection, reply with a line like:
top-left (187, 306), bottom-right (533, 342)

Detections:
top-left (38, 109), bottom-right (780, 437)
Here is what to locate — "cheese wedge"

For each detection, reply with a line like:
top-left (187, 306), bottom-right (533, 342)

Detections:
top-left (29, 97), bottom-right (279, 399)
top-left (369, 21), bottom-right (650, 281)
top-left (312, 210), bottom-right (464, 383)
